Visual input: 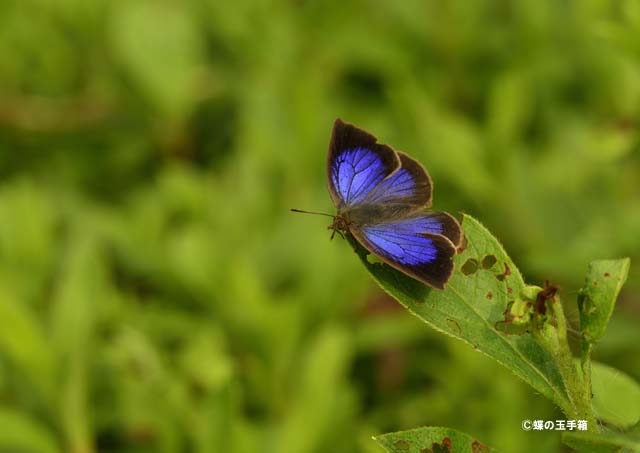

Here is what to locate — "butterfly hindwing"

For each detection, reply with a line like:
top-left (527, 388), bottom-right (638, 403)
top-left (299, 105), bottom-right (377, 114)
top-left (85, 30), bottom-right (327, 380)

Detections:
top-left (351, 214), bottom-right (457, 289)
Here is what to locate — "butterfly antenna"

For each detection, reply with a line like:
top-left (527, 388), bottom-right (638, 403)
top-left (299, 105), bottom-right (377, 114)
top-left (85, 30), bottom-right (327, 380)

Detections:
top-left (290, 208), bottom-right (334, 218)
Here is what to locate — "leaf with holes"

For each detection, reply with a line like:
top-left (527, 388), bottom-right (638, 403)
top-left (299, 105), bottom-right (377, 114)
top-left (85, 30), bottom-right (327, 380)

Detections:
top-left (352, 214), bottom-right (573, 415)
top-left (374, 426), bottom-right (496, 453)
top-left (578, 258), bottom-right (630, 344)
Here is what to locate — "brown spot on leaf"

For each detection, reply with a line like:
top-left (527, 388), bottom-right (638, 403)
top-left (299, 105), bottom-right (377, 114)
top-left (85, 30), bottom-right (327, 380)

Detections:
top-left (461, 258), bottom-right (478, 275)
top-left (486, 292), bottom-right (493, 300)
top-left (481, 254), bottom-right (497, 269)
top-left (393, 440), bottom-right (410, 451)
top-left (593, 281), bottom-right (598, 286)
top-left (472, 440), bottom-right (489, 453)
top-left (421, 437), bottom-right (452, 453)
top-left (507, 287), bottom-right (513, 294)
top-left (446, 318), bottom-right (462, 336)
top-left (496, 263), bottom-right (511, 281)
top-left (604, 272), bottom-right (610, 277)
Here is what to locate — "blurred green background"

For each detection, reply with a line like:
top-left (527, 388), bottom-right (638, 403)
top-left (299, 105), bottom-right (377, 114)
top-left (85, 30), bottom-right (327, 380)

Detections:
top-left (0, 1), bottom-right (639, 452)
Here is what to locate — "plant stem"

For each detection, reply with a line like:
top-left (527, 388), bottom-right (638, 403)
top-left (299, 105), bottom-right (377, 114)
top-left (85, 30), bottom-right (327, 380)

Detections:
top-left (535, 296), bottom-right (599, 431)
top-left (580, 341), bottom-right (593, 415)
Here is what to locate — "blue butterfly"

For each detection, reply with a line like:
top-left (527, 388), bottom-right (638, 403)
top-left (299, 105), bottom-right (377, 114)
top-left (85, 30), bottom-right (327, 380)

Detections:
top-left (295, 119), bottom-right (463, 289)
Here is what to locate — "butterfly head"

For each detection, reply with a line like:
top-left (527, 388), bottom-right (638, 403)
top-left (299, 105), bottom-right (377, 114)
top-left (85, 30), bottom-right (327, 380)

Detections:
top-left (290, 208), bottom-right (351, 240)
top-left (328, 213), bottom-right (352, 240)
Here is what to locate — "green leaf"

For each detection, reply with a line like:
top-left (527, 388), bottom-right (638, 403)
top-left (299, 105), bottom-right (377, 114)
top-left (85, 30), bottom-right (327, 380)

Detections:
top-left (0, 407), bottom-right (60, 453)
top-left (356, 214), bottom-right (573, 414)
top-left (50, 232), bottom-right (104, 453)
top-left (374, 426), bottom-right (496, 453)
top-left (591, 362), bottom-right (640, 429)
top-left (562, 430), bottom-right (640, 453)
top-left (578, 258), bottom-right (630, 344)
top-left (0, 288), bottom-right (55, 401)
top-left (578, 258), bottom-right (630, 343)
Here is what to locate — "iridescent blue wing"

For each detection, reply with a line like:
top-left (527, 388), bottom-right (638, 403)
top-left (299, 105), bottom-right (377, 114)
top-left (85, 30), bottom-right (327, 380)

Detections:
top-left (358, 152), bottom-right (432, 211)
top-left (327, 119), bottom-right (432, 212)
top-left (326, 119), bottom-right (462, 288)
top-left (351, 213), bottom-right (460, 289)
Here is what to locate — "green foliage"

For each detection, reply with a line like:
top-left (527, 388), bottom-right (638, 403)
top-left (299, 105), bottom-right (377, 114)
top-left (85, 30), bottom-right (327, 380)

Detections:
top-left (356, 215), bottom-right (573, 415)
top-left (374, 426), bottom-right (496, 453)
top-left (0, 1), bottom-right (639, 452)
top-left (579, 259), bottom-right (630, 344)
top-left (0, 408), bottom-right (60, 453)
top-left (360, 215), bottom-right (638, 450)
top-left (562, 430), bottom-right (640, 453)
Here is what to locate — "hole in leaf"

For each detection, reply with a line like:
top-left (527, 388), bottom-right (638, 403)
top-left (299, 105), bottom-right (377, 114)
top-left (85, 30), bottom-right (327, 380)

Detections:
top-left (461, 258), bottom-right (478, 275)
top-left (481, 254), bottom-right (497, 269)
top-left (496, 263), bottom-right (511, 281)
top-left (421, 437), bottom-right (452, 453)
top-left (446, 318), bottom-right (461, 336)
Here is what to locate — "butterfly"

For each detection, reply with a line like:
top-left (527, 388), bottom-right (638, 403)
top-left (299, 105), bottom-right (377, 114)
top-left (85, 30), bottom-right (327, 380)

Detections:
top-left (294, 119), bottom-right (463, 289)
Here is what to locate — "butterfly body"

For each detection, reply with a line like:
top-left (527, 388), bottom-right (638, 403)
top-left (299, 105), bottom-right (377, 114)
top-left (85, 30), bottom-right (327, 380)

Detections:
top-left (324, 119), bottom-right (463, 290)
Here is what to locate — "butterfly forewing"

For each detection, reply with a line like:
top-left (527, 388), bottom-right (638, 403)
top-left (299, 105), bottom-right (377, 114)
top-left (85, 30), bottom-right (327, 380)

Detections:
top-left (358, 152), bottom-right (433, 213)
top-left (327, 119), bottom-right (399, 209)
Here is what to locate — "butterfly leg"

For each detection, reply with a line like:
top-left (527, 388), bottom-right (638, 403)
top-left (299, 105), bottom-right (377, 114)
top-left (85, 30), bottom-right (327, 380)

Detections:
top-left (328, 227), bottom-right (346, 241)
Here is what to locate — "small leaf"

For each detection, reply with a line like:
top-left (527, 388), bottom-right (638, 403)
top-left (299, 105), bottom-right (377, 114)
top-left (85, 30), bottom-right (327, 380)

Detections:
top-left (562, 429), bottom-right (640, 453)
top-left (357, 215), bottom-right (573, 414)
top-left (578, 258), bottom-right (630, 344)
top-left (592, 362), bottom-right (640, 429)
top-left (374, 426), bottom-right (495, 453)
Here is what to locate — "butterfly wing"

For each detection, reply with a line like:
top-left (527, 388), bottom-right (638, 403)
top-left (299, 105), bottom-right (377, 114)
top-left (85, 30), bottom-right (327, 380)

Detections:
top-left (327, 119), bottom-right (432, 213)
top-left (326, 119), bottom-right (462, 289)
top-left (358, 151), bottom-right (432, 211)
top-left (351, 213), bottom-right (460, 289)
